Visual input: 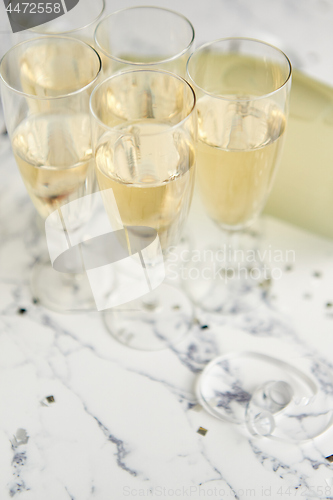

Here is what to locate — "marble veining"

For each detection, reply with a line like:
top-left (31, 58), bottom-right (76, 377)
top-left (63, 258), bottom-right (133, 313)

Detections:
top-left (1, 138), bottom-right (333, 498)
top-left (1, 0), bottom-right (333, 498)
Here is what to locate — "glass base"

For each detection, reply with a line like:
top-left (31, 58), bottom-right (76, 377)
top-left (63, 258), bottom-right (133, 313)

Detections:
top-left (31, 260), bottom-right (99, 313)
top-left (196, 352), bottom-right (333, 441)
top-left (103, 283), bottom-right (193, 351)
top-left (183, 257), bottom-right (268, 314)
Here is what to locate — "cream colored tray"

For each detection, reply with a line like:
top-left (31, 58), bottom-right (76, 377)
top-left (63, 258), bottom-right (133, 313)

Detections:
top-left (265, 69), bottom-right (333, 239)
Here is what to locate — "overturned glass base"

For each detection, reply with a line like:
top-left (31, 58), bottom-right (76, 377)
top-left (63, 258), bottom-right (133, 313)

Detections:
top-left (103, 283), bottom-right (193, 351)
top-left (196, 352), bottom-right (333, 442)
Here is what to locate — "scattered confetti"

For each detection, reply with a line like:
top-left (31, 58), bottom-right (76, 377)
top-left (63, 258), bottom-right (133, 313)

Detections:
top-left (191, 404), bottom-right (203, 412)
top-left (41, 395), bottom-right (56, 406)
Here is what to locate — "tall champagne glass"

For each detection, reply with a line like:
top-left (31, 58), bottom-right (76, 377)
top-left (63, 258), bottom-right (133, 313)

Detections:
top-left (11, 0), bottom-right (105, 238)
top-left (94, 6), bottom-right (195, 77)
top-left (186, 38), bottom-right (292, 313)
top-left (0, 36), bottom-right (102, 311)
top-left (90, 69), bottom-right (197, 350)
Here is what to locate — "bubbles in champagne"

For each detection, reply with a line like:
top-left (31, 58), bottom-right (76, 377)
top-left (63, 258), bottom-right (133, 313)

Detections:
top-left (197, 96), bottom-right (286, 229)
top-left (12, 113), bottom-right (95, 221)
top-left (198, 96), bottom-right (284, 150)
top-left (111, 122), bottom-right (185, 184)
top-left (96, 121), bottom-right (195, 250)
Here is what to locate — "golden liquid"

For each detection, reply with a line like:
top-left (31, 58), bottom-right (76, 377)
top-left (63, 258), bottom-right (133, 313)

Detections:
top-left (191, 52), bottom-right (289, 98)
top-left (17, 41), bottom-right (100, 118)
top-left (96, 122), bottom-right (195, 249)
top-left (20, 42), bottom-right (99, 97)
top-left (197, 96), bottom-right (286, 229)
top-left (12, 113), bottom-right (94, 220)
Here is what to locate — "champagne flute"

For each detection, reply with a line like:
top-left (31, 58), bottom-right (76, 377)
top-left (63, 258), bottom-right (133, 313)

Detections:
top-left (94, 6), bottom-right (195, 77)
top-left (11, 0), bottom-right (105, 236)
top-left (186, 38), bottom-right (292, 313)
top-left (90, 69), bottom-right (197, 350)
top-left (0, 36), bottom-right (102, 311)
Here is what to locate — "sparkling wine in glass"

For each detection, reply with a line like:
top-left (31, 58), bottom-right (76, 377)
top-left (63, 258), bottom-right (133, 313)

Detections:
top-left (186, 38), bottom-right (292, 312)
top-left (0, 36), bottom-right (102, 311)
top-left (95, 121), bottom-right (195, 251)
top-left (90, 69), bottom-right (197, 350)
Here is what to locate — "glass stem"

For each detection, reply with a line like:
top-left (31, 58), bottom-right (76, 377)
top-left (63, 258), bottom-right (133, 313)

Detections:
top-left (224, 229), bottom-right (241, 274)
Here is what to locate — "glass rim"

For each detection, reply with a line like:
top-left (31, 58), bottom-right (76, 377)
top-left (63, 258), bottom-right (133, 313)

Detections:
top-left (19, 0), bottom-right (105, 35)
top-left (94, 5), bottom-right (195, 67)
top-left (90, 68), bottom-right (197, 137)
top-left (186, 37), bottom-right (292, 102)
top-left (0, 35), bottom-right (102, 100)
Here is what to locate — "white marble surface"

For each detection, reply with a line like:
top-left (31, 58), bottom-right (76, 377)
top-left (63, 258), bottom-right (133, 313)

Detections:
top-left (1, 0), bottom-right (333, 499)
